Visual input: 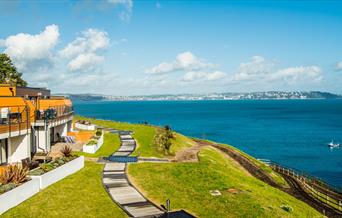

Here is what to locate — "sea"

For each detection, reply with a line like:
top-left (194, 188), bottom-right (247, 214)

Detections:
top-left (73, 99), bottom-right (342, 188)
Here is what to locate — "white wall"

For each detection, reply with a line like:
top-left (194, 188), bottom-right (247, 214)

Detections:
top-left (54, 123), bottom-right (67, 141)
top-left (31, 156), bottom-right (84, 189)
top-left (75, 123), bottom-right (96, 131)
top-left (8, 134), bottom-right (30, 163)
top-left (0, 177), bottom-right (40, 215)
top-left (34, 126), bottom-right (50, 153)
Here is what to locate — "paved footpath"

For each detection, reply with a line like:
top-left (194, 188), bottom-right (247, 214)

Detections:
top-left (102, 133), bottom-right (165, 218)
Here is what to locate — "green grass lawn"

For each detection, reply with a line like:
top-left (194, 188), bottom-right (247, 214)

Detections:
top-left (73, 133), bottom-right (121, 158)
top-left (128, 147), bottom-right (322, 218)
top-left (2, 161), bottom-right (127, 218)
top-left (75, 115), bottom-right (193, 158)
top-left (200, 139), bottom-right (289, 188)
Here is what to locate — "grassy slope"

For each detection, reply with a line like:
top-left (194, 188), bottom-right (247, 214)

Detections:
top-left (3, 162), bottom-right (127, 218)
top-left (73, 133), bottom-right (121, 158)
top-left (75, 115), bottom-right (192, 158)
top-left (201, 139), bottom-right (288, 188)
top-left (128, 147), bottom-right (321, 218)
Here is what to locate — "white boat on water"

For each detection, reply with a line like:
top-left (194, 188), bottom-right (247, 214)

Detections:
top-left (328, 140), bottom-right (340, 148)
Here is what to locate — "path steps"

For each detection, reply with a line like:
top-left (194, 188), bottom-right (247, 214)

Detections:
top-left (102, 134), bottom-right (164, 218)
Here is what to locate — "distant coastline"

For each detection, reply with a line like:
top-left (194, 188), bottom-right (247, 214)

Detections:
top-left (58, 91), bottom-right (342, 101)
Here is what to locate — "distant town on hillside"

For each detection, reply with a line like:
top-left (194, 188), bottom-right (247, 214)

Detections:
top-left (59, 91), bottom-right (342, 101)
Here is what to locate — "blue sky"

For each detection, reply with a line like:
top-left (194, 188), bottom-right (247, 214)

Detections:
top-left (0, 0), bottom-right (341, 95)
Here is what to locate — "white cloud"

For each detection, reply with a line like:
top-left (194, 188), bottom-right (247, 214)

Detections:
top-left (182, 71), bottom-right (226, 82)
top-left (107, 0), bottom-right (133, 9)
top-left (229, 56), bottom-right (322, 85)
top-left (336, 61), bottom-right (342, 71)
top-left (232, 56), bottom-right (274, 81)
top-left (59, 28), bottom-right (110, 72)
top-left (68, 53), bottom-right (104, 71)
top-left (0, 24), bottom-right (59, 70)
top-left (107, 0), bottom-right (133, 21)
top-left (271, 66), bottom-right (322, 84)
top-left (59, 29), bottom-right (109, 58)
top-left (146, 51), bottom-right (215, 74)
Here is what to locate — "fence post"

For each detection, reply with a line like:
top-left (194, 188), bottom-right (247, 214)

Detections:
top-left (326, 195), bottom-right (329, 204)
top-left (339, 201), bottom-right (341, 211)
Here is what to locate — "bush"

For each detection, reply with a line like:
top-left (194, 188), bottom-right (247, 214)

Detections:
top-left (40, 163), bottom-right (55, 172)
top-left (87, 139), bottom-right (98, 146)
top-left (29, 156), bottom-right (74, 176)
top-left (280, 205), bottom-right (293, 213)
top-left (0, 183), bottom-right (16, 194)
top-left (153, 126), bottom-right (174, 155)
top-left (61, 145), bottom-right (73, 157)
top-left (95, 130), bottom-right (102, 137)
top-left (0, 164), bottom-right (28, 185)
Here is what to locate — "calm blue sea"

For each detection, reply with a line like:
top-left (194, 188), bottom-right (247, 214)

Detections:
top-left (74, 99), bottom-right (342, 187)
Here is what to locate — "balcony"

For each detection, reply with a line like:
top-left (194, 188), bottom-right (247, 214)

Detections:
top-left (0, 106), bottom-right (30, 138)
top-left (33, 105), bottom-right (73, 127)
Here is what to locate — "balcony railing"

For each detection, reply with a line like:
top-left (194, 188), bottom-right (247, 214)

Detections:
top-left (35, 105), bottom-right (73, 121)
top-left (0, 106), bottom-right (30, 135)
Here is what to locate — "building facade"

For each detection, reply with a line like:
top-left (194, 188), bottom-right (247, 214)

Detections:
top-left (0, 84), bottom-right (73, 165)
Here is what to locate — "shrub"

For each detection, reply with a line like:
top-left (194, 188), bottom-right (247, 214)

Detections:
top-left (87, 139), bottom-right (98, 146)
top-left (0, 183), bottom-right (16, 194)
top-left (11, 165), bottom-right (29, 184)
top-left (95, 129), bottom-right (102, 137)
top-left (153, 126), bottom-right (173, 155)
top-left (0, 166), bottom-right (13, 185)
top-left (57, 158), bottom-right (65, 165)
top-left (40, 163), bottom-right (54, 172)
top-left (0, 164), bottom-right (28, 185)
top-left (280, 205), bottom-right (293, 213)
top-left (61, 145), bottom-right (72, 157)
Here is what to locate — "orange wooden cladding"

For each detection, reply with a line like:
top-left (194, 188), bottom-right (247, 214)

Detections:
top-left (0, 122), bottom-right (29, 134)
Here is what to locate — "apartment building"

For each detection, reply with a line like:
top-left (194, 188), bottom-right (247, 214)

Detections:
top-left (0, 84), bottom-right (73, 164)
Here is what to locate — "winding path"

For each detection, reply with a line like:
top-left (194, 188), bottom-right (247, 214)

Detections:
top-left (102, 133), bottom-right (164, 218)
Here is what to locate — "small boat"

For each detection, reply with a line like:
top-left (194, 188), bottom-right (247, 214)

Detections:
top-left (328, 140), bottom-right (340, 148)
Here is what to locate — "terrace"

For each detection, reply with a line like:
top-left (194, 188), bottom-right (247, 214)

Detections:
top-left (0, 99), bottom-right (30, 138)
top-left (33, 99), bottom-right (73, 126)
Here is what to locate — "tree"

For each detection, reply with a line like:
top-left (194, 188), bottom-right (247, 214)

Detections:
top-left (153, 126), bottom-right (174, 155)
top-left (0, 54), bottom-right (27, 86)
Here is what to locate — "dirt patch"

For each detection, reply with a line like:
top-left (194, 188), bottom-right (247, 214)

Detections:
top-left (227, 188), bottom-right (243, 194)
top-left (173, 143), bottom-right (207, 162)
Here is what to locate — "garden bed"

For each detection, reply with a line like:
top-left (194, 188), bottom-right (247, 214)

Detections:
top-left (82, 130), bottom-right (104, 154)
top-left (30, 156), bottom-right (84, 189)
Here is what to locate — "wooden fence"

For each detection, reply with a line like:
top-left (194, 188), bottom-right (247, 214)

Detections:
top-left (269, 162), bottom-right (342, 213)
